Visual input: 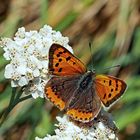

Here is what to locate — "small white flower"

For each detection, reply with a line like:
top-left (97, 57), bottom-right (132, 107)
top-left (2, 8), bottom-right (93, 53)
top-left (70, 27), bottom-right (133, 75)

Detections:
top-left (15, 27), bottom-right (26, 39)
top-left (4, 64), bottom-right (14, 79)
top-left (97, 122), bottom-right (106, 131)
top-left (18, 77), bottom-right (28, 87)
top-left (33, 69), bottom-right (40, 77)
top-left (35, 116), bottom-right (118, 140)
top-left (11, 80), bottom-right (19, 87)
top-left (0, 25), bottom-right (72, 98)
top-left (108, 133), bottom-right (116, 140)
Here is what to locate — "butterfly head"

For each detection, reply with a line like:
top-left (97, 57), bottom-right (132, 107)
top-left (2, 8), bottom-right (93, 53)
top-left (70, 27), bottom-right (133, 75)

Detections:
top-left (85, 70), bottom-right (96, 78)
top-left (87, 69), bottom-right (96, 78)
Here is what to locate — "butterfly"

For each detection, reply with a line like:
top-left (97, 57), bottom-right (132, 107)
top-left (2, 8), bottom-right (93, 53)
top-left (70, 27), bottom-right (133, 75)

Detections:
top-left (44, 43), bottom-right (127, 123)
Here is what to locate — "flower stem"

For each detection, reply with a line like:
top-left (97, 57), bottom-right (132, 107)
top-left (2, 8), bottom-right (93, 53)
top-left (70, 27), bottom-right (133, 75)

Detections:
top-left (18, 94), bottom-right (32, 103)
top-left (9, 88), bottom-right (17, 106)
top-left (0, 88), bottom-right (17, 121)
top-left (0, 88), bottom-right (32, 126)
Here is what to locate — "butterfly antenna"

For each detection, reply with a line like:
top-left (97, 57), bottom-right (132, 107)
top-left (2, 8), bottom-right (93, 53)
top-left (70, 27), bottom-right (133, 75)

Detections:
top-left (103, 65), bottom-right (120, 71)
top-left (89, 42), bottom-right (94, 71)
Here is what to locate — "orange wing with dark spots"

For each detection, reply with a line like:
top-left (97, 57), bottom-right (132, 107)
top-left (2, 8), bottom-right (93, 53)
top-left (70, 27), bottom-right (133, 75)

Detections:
top-left (49, 44), bottom-right (87, 76)
top-left (95, 75), bottom-right (127, 107)
top-left (45, 86), bottom-right (65, 110)
top-left (45, 75), bottom-right (81, 111)
top-left (66, 109), bottom-right (93, 122)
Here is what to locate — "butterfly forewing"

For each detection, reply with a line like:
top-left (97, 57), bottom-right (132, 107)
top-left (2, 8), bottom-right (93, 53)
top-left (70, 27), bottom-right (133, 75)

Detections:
top-left (95, 75), bottom-right (127, 107)
top-left (49, 44), bottom-right (87, 76)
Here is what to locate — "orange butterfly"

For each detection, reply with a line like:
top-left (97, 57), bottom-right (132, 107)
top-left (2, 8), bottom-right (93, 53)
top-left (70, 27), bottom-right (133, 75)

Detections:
top-left (45, 44), bottom-right (127, 122)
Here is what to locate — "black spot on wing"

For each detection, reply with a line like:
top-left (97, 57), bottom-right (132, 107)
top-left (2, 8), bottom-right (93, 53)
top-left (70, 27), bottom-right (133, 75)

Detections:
top-left (103, 93), bottom-right (106, 99)
top-left (59, 58), bottom-right (62, 62)
top-left (109, 80), bottom-right (112, 86)
top-left (59, 52), bottom-right (63, 54)
top-left (57, 54), bottom-right (60, 57)
top-left (66, 56), bottom-right (71, 61)
top-left (108, 93), bottom-right (112, 98)
top-left (116, 80), bottom-right (118, 87)
top-left (58, 68), bottom-right (62, 72)
top-left (63, 50), bottom-right (67, 53)
top-left (55, 63), bottom-right (59, 67)
top-left (115, 87), bottom-right (118, 91)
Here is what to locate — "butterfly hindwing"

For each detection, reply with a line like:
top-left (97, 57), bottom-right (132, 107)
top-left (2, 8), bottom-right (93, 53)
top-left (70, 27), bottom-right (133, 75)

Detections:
top-left (95, 75), bottom-right (127, 107)
top-left (66, 85), bottom-right (101, 122)
top-left (45, 75), bottom-right (81, 110)
top-left (49, 44), bottom-right (87, 76)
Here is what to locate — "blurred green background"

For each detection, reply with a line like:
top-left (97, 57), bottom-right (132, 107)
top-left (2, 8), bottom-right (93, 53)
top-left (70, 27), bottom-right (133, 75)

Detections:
top-left (0, 0), bottom-right (140, 139)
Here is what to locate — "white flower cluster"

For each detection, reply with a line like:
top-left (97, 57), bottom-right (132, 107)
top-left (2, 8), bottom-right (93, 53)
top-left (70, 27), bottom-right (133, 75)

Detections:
top-left (0, 25), bottom-right (73, 98)
top-left (35, 116), bottom-right (118, 140)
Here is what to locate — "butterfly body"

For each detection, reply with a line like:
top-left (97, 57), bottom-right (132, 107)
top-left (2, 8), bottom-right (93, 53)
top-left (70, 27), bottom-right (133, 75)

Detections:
top-left (45, 44), bottom-right (127, 122)
top-left (77, 71), bottom-right (94, 91)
